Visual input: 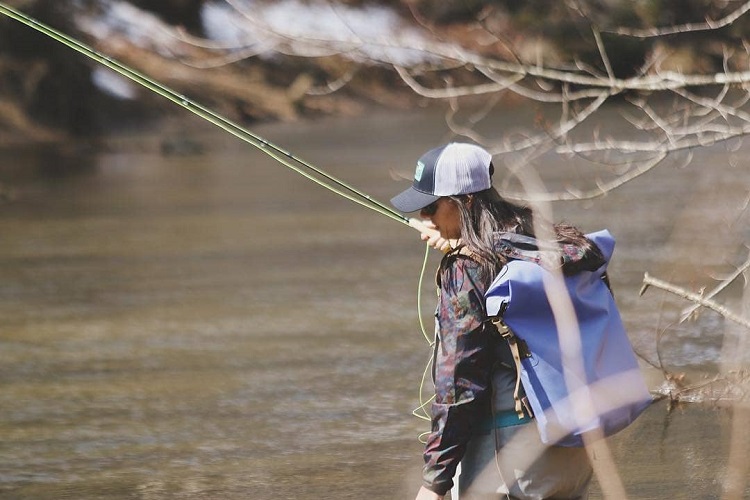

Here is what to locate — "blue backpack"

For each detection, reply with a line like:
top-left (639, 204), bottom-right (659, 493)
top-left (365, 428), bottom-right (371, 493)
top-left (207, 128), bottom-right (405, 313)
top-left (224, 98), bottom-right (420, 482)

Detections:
top-left (485, 230), bottom-right (652, 447)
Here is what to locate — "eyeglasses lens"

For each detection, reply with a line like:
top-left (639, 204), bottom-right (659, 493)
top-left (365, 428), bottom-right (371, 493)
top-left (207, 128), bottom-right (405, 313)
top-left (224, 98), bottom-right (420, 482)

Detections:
top-left (422, 201), bottom-right (438, 216)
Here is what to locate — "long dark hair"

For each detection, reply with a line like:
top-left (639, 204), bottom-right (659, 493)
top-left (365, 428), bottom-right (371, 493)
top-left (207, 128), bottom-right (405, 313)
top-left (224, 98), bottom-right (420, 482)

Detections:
top-left (446, 187), bottom-right (597, 285)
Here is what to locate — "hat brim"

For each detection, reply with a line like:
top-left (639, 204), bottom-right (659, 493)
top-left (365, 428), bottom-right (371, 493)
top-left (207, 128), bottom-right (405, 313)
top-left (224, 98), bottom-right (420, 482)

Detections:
top-left (390, 187), bottom-right (440, 213)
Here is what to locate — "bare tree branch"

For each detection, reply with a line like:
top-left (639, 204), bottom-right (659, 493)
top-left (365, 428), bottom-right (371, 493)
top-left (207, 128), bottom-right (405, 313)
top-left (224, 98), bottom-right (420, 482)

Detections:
top-left (68, 0), bottom-right (750, 206)
top-left (640, 273), bottom-right (750, 330)
top-left (681, 254), bottom-right (750, 322)
top-left (609, 0), bottom-right (750, 37)
top-left (591, 26), bottom-right (615, 84)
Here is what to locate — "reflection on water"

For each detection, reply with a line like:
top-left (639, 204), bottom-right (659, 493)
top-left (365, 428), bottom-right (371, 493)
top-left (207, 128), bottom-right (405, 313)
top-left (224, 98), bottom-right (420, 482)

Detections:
top-left (1, 109), bottom-right (748, 499)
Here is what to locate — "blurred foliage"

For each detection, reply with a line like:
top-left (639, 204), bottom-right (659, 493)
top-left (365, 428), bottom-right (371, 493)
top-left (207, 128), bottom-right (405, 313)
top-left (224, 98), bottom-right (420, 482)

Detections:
top-left (2, 0), bottom-right (750, 138)
top-left (0, 1), bottom-right (109, 135)
top-left (127, 0), bottom-right (205, 33)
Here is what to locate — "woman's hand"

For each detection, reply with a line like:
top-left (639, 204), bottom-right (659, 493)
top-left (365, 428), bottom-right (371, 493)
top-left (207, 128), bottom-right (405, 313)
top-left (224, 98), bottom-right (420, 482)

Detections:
top-left (415, 486), bottom-right (444, 500)
top-left (409, 218), bottom-right (459, 252)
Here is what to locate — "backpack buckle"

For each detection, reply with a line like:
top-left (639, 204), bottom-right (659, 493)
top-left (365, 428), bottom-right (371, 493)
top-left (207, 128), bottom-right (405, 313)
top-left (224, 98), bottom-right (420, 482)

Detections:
top-left (490, 316), bottom-right (531, 359)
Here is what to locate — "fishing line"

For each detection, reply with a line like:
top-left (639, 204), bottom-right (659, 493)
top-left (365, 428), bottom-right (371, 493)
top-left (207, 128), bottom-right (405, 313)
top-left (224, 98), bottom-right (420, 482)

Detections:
top-left (412, 242), bottom-right (436, 442)
top-left (0, 2), bottom-right (409, 226)
top-left (417, 241), bottom-right (435, 344)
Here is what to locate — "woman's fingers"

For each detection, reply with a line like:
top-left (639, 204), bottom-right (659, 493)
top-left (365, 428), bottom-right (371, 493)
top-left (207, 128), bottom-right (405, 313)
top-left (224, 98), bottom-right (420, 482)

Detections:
top-left (408, 218), bottom-right (458, 252)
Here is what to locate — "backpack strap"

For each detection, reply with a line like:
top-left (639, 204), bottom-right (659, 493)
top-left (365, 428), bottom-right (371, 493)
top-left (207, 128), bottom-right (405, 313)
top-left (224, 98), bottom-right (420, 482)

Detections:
top-left (490, 314), bottom-right (533, 420)
top-left (447, 243), bottom-right (535, 421)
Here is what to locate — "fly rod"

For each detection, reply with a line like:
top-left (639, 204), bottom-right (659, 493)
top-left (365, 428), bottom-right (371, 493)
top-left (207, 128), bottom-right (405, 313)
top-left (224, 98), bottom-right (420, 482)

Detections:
top-left (0, 2), bottom-right (410, 226)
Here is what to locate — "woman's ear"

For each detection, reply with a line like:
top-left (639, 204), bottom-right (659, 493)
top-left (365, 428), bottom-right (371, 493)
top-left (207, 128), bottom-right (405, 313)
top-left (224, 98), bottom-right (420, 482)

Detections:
top-left (466, 194), bottom-right (474, 210)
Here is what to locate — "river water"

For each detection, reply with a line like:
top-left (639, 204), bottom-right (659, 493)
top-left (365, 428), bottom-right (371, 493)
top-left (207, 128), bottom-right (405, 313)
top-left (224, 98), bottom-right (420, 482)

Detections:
top-left (1, 106), bottom-right (748, 499)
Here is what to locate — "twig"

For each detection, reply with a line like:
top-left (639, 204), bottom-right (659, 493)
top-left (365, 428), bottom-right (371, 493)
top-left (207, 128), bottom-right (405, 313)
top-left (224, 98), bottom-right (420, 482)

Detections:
top-left (591, 26), bottom-right (615, 84)
top-left (680, 254), bottom-right (750, 322)
top-left (640, 273), bottom-right (750, 330)
top-left (608, 0), bottom-right (750, 38)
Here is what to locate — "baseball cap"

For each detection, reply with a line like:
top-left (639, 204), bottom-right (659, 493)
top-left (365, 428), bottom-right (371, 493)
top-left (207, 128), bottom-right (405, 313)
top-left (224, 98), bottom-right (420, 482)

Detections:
top-left (390, 142), bottom-right (493, 213)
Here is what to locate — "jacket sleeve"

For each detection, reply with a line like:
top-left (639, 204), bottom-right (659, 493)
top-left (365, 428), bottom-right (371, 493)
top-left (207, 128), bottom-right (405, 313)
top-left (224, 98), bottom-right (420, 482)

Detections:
top-left (422, 254), bottom-right (497, 496)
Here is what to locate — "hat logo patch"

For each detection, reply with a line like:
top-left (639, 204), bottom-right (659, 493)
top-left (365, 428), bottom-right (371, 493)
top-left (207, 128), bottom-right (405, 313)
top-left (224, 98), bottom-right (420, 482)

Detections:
top-left (414, 161), bottom-right (425, 181)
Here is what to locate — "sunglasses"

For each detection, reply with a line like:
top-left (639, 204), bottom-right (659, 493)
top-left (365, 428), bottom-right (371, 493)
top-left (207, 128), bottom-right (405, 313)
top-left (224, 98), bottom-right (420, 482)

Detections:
top-left (421, 199), bottom-right (441, 216)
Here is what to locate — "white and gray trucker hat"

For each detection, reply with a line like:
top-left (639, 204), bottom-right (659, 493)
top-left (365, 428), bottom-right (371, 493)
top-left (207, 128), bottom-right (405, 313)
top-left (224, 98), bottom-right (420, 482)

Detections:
top-left (390, 142), bottom-right (493, 213)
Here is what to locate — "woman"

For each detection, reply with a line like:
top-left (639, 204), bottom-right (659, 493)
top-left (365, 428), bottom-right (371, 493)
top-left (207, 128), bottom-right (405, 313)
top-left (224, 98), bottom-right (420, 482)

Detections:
top-left (391, 143), bottom-right (596, 500)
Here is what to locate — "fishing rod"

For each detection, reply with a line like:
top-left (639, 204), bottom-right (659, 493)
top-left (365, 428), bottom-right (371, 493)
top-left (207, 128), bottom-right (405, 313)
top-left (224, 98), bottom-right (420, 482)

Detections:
top-left (0, 2), bottom-right (410, 226)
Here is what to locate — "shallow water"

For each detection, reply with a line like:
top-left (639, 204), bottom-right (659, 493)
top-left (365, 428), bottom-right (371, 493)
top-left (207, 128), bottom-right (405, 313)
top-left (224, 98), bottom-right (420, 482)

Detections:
top-left (1, 107), bottom-right (748, 499)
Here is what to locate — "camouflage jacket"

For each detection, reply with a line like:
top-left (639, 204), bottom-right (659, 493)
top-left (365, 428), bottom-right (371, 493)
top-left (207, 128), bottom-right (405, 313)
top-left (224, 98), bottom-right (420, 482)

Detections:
top-left (421, 234), bottom-right (606, 495)
top-left (421, 248), bottom-right (509, 496)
